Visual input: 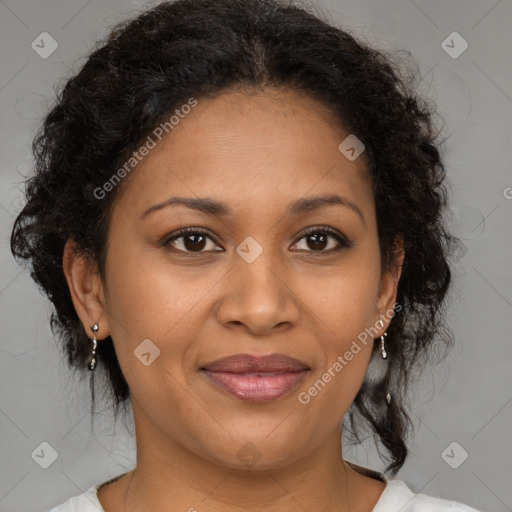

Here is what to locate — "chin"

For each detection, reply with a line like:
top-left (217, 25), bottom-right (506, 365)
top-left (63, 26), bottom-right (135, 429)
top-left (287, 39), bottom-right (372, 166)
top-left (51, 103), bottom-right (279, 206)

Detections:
top-left (202, 436), bottom-right (305, 472)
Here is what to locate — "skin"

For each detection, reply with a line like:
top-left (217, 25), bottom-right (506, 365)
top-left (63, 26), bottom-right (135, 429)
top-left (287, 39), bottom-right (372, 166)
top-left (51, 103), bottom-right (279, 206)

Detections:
top-left (63, 86), bottom-right (404, 512)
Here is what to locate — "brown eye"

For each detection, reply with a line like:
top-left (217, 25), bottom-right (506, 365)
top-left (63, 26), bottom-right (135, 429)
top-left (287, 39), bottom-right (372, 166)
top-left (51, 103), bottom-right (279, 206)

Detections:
top-left (181, 233), bottom-right (207, 251)
top-left (305, 232), bottom-right (329, 251)
top-left (292, 227), bottom-right (352, 253)
top-left (163, 229), bottom-right (221, 253)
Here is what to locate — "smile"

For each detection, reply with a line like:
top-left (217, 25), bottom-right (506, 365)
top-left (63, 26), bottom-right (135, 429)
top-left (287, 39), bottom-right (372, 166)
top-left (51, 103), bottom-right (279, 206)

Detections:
top-left (201, 369), bottom-right (309, 402)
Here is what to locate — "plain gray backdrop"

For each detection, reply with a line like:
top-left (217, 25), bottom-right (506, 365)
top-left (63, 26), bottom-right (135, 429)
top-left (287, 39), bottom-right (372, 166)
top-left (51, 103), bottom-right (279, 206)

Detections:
top-left (1, 0), bottom-right (511, 511)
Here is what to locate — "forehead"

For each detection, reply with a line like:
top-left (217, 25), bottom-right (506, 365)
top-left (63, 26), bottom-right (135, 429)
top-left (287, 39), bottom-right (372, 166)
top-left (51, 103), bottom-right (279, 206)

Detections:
top-left (111, 87), bottom-right (374, 222)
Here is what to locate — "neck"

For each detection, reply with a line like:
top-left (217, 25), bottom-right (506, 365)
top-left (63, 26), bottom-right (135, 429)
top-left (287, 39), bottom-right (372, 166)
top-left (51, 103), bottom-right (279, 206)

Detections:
top-left (110, 398), bottom-right (386, 512)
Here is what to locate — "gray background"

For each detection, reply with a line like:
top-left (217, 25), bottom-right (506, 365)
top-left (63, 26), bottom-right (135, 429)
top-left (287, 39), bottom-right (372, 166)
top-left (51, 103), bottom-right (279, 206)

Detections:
top-left (1, 0), bottom-right (511, 511)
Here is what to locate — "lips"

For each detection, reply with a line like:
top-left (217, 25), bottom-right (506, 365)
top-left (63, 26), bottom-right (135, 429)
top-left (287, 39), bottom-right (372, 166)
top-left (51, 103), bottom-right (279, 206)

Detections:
top-left (201, 354), bottom-right (309, 402)
top-left (202, 353), bottom-right (309, 373)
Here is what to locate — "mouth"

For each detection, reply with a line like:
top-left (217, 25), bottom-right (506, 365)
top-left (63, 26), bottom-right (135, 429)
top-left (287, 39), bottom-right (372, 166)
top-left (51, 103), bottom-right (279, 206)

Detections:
top-left (200, 353), bottom-right (310, 402)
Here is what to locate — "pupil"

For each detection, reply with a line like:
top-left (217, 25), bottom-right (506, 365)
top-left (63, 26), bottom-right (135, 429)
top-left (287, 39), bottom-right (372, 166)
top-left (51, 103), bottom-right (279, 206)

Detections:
top-left (308, 232), bottom-right (327, 250)
top-left (184, 234), bottom-right (206, 251)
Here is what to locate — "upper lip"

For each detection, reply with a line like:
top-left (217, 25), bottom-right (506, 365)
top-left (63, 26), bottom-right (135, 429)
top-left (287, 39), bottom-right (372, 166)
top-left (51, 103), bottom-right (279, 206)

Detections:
top-left (201, 353), bottom-right (309, 373)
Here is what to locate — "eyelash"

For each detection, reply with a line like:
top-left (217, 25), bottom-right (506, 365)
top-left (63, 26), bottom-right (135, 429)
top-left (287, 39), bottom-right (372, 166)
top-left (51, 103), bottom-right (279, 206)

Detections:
top-left (162, 226), bottom-right (353, 256)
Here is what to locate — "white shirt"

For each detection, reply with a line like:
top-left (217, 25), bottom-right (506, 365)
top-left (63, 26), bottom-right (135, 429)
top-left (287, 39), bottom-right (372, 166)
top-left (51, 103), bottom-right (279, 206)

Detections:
top-left (48, 473), bottom-right (481, 512)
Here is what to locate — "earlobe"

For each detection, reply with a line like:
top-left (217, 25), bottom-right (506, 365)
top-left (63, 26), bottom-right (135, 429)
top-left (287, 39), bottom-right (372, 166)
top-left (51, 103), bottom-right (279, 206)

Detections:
top-left (62, 239), bottom-right (109, 338)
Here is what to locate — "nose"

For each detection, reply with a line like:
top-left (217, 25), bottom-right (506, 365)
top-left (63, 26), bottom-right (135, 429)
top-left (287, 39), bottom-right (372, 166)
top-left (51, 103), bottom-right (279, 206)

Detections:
top-left (215, 246), bottom-right (301, 336)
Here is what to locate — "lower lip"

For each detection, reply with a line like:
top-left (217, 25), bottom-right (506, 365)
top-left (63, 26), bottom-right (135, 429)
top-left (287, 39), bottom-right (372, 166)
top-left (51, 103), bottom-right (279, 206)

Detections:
top-left (202, 370), bottom-right (308, 402)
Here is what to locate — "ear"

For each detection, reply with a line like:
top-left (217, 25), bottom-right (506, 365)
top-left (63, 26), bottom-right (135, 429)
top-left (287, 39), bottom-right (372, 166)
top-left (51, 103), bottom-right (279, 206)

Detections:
top-left (62, 239), bottom-right (110, 340)
top-left (375, 236), bottom-right (404, 335)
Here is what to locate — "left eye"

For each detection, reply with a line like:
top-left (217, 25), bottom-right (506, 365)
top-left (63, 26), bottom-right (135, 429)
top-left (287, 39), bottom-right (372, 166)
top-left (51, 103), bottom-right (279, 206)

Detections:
top-left (292, 228), bottom-right (351, 253)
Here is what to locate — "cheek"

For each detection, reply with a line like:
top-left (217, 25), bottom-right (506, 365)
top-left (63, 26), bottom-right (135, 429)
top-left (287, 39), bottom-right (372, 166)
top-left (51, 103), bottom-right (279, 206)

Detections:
top-left (102, 243), bottom-right (199, 381)
top-left (299, 326), bottom-right (374, 429)
top-left (305, 258), bottom-right (381, 343)
top-left (104, 235), bottom-right (203, 336)
top-left (297, 264), bottom-right (380, 412)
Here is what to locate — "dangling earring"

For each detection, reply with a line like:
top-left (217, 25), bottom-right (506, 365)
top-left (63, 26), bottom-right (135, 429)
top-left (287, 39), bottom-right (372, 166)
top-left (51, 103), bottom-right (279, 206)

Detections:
top-left (381, 336), bottom-right (391, 404)
top-left (380, 332), bottom-right (388, 359)
top-left (377, 319), bottom-right (388, 359)
top-left (377, 319), bottom-right (392, 405)
top-left (88, 324), bottom-right (99, 371)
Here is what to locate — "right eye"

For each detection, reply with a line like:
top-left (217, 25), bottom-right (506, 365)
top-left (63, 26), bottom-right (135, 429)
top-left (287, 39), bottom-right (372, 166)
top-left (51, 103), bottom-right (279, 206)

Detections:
top-left (162, 228), bottom-right (223, 254)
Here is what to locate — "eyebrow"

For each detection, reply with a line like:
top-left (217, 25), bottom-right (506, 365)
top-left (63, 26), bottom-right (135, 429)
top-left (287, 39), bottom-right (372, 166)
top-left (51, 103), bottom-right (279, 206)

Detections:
top-left (140, 194), bottom-right (366, 225)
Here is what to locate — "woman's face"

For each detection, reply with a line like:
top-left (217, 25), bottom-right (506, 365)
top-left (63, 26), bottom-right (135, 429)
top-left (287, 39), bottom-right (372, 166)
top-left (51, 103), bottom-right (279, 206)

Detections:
top-left (68, 87), bottom-right (402, 470)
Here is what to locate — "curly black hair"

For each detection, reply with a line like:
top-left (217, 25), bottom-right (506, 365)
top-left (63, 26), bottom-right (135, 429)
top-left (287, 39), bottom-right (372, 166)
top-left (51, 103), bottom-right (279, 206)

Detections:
top-left (10, 0), bottom-right (459, 475)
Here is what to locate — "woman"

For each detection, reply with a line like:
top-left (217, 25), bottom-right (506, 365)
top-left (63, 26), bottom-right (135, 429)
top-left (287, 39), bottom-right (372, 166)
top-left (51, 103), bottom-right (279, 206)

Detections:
top-left (10, 0), bottom-right (481, 510)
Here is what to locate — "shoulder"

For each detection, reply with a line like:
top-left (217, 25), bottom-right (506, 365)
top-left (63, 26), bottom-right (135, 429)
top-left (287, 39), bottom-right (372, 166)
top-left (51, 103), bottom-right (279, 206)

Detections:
top-left (374, 479), bottom-right (482, 512)
top-left (47, 485), bottom-right (104, 512)
top-left (47, 471), bottom-right (129, 511)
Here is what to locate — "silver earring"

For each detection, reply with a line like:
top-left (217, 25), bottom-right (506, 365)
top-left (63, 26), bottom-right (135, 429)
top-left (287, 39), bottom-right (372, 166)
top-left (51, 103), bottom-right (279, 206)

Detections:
top-left (380, 332), bottom-right (388, 359)
top-left (377, 318), bottom-right (388, 359)
top-left (88, 324), bottom-right (99, 371)
top-left (377, 319), bottom-right (391, 404)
